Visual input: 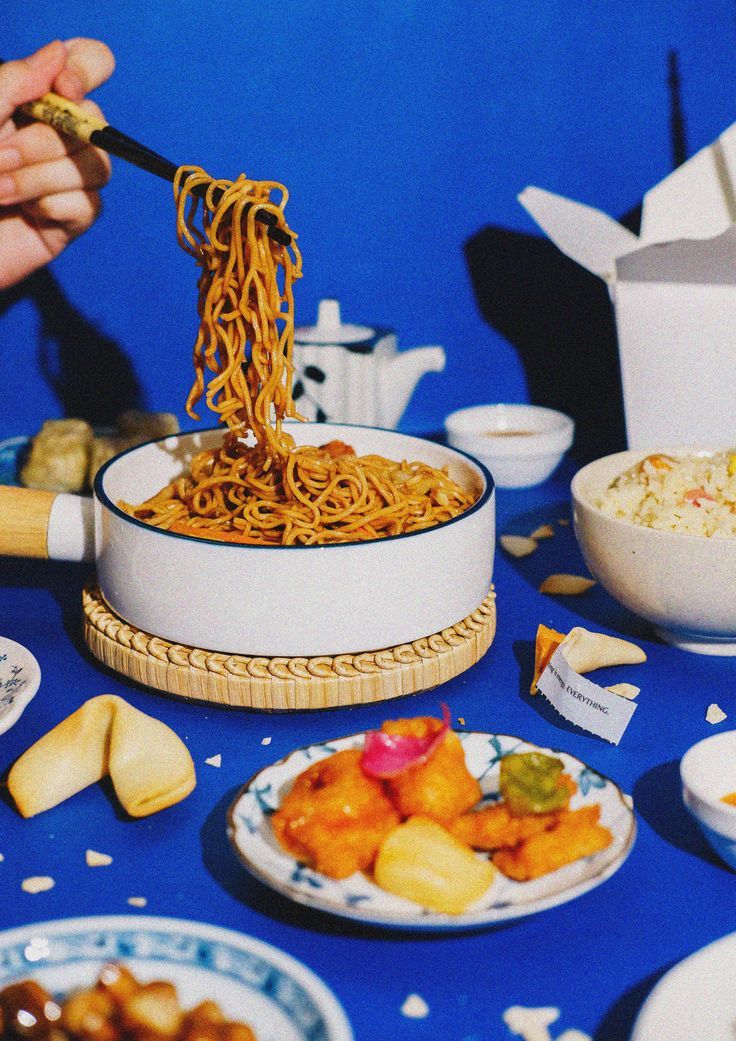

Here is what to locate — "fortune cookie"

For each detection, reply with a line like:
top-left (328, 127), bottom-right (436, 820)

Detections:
top-left (8, 695), bottom-right (196, 818)
top-left (531, 624), bottom-right (646, 692)
top-left (559, 626), bottom-right (646, 674)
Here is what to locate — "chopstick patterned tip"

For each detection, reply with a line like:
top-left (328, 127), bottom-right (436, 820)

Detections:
top-left (0, 58), bottom-right (292, 246)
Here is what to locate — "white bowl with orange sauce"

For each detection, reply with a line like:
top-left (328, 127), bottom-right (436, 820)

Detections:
top-left (681, 731), bottom-right (736, 869)
top-left (444, 404), bottom-right (574, 488)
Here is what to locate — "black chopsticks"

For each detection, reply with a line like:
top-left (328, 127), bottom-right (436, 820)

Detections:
top-left (0, 59), bottom-right (291, 246)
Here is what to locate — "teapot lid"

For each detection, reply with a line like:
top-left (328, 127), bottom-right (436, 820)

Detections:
top-left (295, 299), bottom-right (375, 345)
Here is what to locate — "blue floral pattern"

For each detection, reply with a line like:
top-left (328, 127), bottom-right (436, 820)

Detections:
top-left (0, 919), bottom-right (352, 1041)
top-left (228, 731), bottom-right (637, 932)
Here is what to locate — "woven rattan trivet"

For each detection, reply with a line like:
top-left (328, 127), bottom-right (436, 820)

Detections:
top-left (82, 581), bottom-right (496, 710)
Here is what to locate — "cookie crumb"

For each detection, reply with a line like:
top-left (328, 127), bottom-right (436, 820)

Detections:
top-left (707, 703), bottom-right (727, 725)
top-left (127, 896), bottom-right (147, 908)
top-left (261, 737), bottom-right (272, 746)
top-left (530, 524), bottom-right (555, 540)
top-left (457, 717), bottom-right (466, 726)
top-left (503, 1005), bottom-right (560, 1039)
top-left (539, 573), bottom-right (596, 595)
top-left (500, 534), bottom-right (537, 558)
top-left (22, 876), bottom-right (55, 894)
top-left (86, 849), bottom-right (113, 867)
top-left (607, 683), bottom-right (640, 700)
top-left (401, 994), bottom-right (429, 1019)
top-left (205, 754), bottom-right (222, 768)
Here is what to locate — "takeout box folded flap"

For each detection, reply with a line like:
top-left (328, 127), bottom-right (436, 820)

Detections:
top-left (517, 185), bottom-right (639, 282)
top-left (640, 121), bottom-right (736, 244)
top-left (520, 119), bottom-right (736, 284)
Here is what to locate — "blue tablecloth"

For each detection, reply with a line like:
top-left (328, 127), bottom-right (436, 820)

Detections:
top-left (1, 458), bottom-right (734, 1041)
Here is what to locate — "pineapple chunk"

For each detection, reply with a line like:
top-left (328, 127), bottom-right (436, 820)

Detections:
top-left (373, 816), bottom-right (495, 914)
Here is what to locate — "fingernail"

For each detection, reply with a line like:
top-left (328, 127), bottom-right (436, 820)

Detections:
top-left (0, 175), bottom-right (17, 203)
top-left (0, 149), bottom-right (21, 173)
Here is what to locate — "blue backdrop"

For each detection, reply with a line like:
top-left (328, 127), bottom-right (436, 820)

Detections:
top-left (2, 1), bottom-right (735, 448)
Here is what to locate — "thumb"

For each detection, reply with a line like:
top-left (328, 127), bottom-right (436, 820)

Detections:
top-left (0, 41), bottom-right (67, 124)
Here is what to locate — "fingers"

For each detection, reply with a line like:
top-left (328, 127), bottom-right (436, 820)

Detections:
top-left (55, 38), bottom-right (116, 99)
top-left (0, 38), bottom-right (114, 127)
top-left (0, 140), bottom-right (111, 206)
top-left (0, 99), bottom-right (106, 172)
top-left (0, 41), bottom-right (68, 124)
top-left (23, 187), bottom-right (103, 239)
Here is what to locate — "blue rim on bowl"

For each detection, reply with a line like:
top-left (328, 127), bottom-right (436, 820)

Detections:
top-left (0, 915), bottom-right (353, 1041)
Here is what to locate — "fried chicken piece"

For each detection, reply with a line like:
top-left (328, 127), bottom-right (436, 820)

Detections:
top-left (272, 749), bottom-right (400, 879)
top-left (382, 717), bottom-right (482, 823)
top-left (492, 805), bottom-right (613, 881)
top-left (449, 802), bottom-right (560, 850)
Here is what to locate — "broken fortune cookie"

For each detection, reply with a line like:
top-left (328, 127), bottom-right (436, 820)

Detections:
top-left (531, 624), bottom-right (646, 692)
top-left (8, 695), bottom-right (196, 818)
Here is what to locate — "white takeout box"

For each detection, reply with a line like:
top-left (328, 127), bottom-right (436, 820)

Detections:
top-left (519, 122), bottom-right (736, 448)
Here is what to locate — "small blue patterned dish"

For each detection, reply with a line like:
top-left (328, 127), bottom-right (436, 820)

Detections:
top-left (228, 731), bottom-right (636, 931)
top-left (0, 915), bottom-right (353, 1041)
top-left (0, 635), bottom-right (41, 736)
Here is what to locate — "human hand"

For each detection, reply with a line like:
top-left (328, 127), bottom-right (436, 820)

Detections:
top-left (0, 39), bottom-right (115, 290)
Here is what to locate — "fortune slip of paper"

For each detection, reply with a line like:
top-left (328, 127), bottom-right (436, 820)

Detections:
top-left (536, 648), bottom-right (636, 745)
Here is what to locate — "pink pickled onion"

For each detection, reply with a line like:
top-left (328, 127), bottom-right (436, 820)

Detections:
top-left (360, 703), bottom-right (451, 779)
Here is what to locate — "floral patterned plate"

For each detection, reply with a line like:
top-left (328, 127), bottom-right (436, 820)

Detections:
top-left (0, 916), bottom-right (353, 1041)
top-left (0, 635), bottom-right (41, 736)
top-left (228, 731), bottom-right (636, 931)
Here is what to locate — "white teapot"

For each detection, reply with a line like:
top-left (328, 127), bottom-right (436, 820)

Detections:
top-left (291, 299), bottom-right (445, 428)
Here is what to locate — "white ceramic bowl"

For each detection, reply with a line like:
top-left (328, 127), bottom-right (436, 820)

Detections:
top-left (444, 404), bottom-right (574, 488)
top-left (681, 731), bottom-right (736, 870)
top-left (572, 448), bottom-right (736, 655)
top-left (0, 915), bottom-right (353, 1040)
top-left (91, 423), bottom-right (495, 656)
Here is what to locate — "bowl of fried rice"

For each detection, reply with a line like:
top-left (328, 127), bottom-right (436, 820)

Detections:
top-left (571, 448), bottom-right (736, 655)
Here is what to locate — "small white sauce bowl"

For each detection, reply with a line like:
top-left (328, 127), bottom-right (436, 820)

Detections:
top-left (444, 404), bottom-right (574, 488)
top-left (681, 731), bottom-right (736, 870)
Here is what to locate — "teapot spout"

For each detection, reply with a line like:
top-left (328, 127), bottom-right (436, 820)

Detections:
top-left (379, 346), bottom-right (445, 428)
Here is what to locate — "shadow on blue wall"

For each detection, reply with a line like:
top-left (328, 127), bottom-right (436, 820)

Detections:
top-left (464, 49), bottom-right (687, 463)
top-left (0, 268), bottom-right (142, 425)
top-left (464, 219), bottom-right (631, 463)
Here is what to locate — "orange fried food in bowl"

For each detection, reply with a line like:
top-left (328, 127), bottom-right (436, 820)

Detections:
top-left (381, 716), bottom-right (482, 822)
top-left (0, 962), bottom-right (257, 1041)
top-left (272, 749), bottom-right (400, 879)
top-left (491, 804), bottom-right (613, 881)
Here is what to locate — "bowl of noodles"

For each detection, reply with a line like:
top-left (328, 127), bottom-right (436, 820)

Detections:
top-left (93, 422), bottom-right (494, 656)
top-left (1, 165), bottom-right (494, 657)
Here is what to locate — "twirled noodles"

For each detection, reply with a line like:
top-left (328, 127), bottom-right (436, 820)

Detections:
top-left (121, 166), bottom-right (476, 545)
